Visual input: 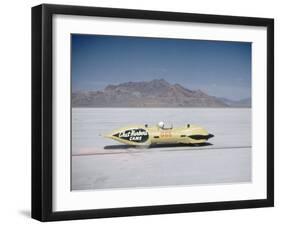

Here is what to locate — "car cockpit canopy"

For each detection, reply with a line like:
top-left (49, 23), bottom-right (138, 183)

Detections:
top-left (157, 121), bottom-right (173, 130)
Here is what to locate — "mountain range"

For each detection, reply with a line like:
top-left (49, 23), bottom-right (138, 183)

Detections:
top-left (218, 97), bottom-right (251, 108)
top-left (72, 79), bottom-right (251, 108)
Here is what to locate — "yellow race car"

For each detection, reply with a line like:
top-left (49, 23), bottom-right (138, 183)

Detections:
top-left (105, 122), bottom-right (214, 147)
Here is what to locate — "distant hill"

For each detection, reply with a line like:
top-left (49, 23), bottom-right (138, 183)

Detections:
top-left (72, 79), bottom-right (247, 108)
top-left (218, 97), bottom-right (251, 108)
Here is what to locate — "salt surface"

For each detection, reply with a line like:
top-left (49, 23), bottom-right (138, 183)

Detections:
top-left (71, 108), bottom-right (251, 190)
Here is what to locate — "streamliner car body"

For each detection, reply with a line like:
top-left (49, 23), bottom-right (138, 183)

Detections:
top-left (105, 122), bottom-right (214, 147)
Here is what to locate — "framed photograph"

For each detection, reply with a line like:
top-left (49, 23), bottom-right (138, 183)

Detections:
top-left (32, 4), bottom-right (274, 221)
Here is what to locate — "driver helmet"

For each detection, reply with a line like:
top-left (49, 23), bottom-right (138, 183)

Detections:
top-left (158, 121), bottom-right (165, 128)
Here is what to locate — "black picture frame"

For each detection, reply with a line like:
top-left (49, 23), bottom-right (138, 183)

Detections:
top-left (32, 4), bottom-right (274, 222)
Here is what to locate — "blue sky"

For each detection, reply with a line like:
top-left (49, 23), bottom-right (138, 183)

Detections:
top-left (72, 34), bottom-right (251, 100)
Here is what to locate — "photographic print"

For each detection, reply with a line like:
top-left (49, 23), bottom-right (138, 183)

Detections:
top-left (32, 4), bottom-right (273, 221)
top-left (71, 34), bottom-right (252, 190)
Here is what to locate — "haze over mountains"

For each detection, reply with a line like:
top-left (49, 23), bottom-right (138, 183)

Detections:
top-left (217, 97), bottom-right (251, 108)
top-left (72, 79), bottom-right (251, 108)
